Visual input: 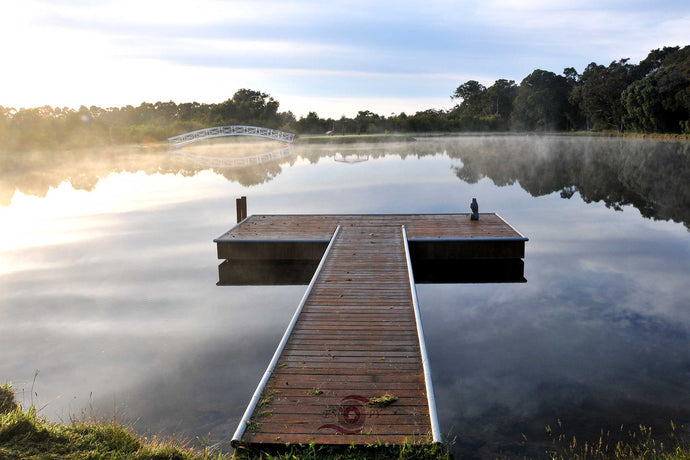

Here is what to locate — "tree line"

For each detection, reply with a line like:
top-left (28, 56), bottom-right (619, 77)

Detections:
top-left (0, 46), bottom-right (687, 152)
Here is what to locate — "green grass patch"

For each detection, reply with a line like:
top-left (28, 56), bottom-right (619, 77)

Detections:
top-left (0, 384), bottom-right (18, 414)
top-left (0, 384), bottom-right (228, 460)
top-left (547, 420), bottom-right (690, 460)
top-left (232, 441), bottom-right (452, 460)
top-left (366, 395), bottom-right (398, 408)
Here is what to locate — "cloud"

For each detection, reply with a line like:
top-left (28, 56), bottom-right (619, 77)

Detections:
top-left (2, 0), bottom-right (688, 116)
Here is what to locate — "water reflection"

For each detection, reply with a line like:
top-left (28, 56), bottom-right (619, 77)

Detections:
top-left (2, 137), bottom-right (688, 230)
top-left (445, 137), bottom-right (690, 231)
top-left (217, 258), bottom-right (525, 285)
top-left (173, 145), bottom-right (295, 169)
top-left (334, 152), bottom-right (369, 163)
top-left (1, 137), bottom-right (689, 458)
top-left (217, 259), bottom-right (320, 285)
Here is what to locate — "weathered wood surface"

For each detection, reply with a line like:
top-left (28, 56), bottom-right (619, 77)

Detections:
top-left (216, 213), bottom-right (526, 261)
top-left (239, 225), bottom-right (432, 445)
top-left (223, 213), bottom-right (528, 446)
top-left (215, 213), bottom-right (524, 241)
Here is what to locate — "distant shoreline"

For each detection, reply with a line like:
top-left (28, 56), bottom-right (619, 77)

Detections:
top-left (0, 131), bottom-right (688, 156)
top-left (294, 131), bottom-right (690, 144)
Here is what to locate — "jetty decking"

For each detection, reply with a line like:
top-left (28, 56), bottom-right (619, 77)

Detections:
top-left (215, 214), bottom-right (527, 447)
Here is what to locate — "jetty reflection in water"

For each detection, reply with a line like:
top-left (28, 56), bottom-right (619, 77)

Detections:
top-left (217, 257), bottom-right (525, 285)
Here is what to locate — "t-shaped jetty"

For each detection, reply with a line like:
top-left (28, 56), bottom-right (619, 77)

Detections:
top-left (214, 213), bottom-right (527, 446)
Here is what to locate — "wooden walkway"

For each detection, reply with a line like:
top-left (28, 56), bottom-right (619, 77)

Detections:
top-left (216, 214), bottom-right (527, 447)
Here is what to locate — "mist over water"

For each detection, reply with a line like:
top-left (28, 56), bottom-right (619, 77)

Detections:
top-left (1, 136), bottom-right (689, 458)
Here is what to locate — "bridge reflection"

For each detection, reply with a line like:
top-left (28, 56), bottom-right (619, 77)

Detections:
top-left (334, 152), bottom-right (369, 163)
top-left (171, 145), bottom-right (295, 169)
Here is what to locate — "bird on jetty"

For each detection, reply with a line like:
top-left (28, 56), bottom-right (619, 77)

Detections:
top-left (470, 198), bottom-right (479, 220)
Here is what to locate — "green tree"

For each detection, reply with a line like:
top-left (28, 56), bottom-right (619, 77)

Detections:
top-left (354, 110), bottom-right (382, 134)
top-left (511, 70), bottom-right (572, 131)
top-left (452, 80), bottom-right (486, 116)
top-left (570, 59), bottom-right (637, 131)
top-left (231, 88), bottom-right (280, 124)
top-left (297, 111), bottom-right (329, 134)
top-left (485, 79), bottom-right (518, 122)
top-left (622, 46), bottom-right (690, 133)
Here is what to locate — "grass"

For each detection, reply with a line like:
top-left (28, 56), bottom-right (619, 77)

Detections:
top-left (0, 383), bottom-right (229, 460)
top-left (6, 383), bottom-right (689, 459)
top-left (547, 420), bottom-right (690, 460)
top-left (232, 441), bottom-right (452, 460)
top-left (365, 395), bottom-right (398, 408)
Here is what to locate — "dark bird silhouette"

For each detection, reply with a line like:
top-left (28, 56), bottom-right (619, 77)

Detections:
top-left (470, 198), bottom-right (479, 220)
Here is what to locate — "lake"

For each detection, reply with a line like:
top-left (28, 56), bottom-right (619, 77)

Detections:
top-left (1, 135), bottom-right (689, 458)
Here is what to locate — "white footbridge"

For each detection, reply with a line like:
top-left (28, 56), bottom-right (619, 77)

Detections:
top-left (168, 125), bottom-right (295, 147)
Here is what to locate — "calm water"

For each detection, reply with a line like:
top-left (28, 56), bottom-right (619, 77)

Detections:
top-left (1, 136), bottom-right (689, 458)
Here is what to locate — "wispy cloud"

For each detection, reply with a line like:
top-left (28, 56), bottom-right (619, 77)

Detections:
top-left (2, 0), bottom-right (688, 117)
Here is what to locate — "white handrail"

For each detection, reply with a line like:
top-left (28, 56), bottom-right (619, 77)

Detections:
top-left (401, 225), bottom-right (442, 443)
top-left (168, 125), bottom-right (295, 147)
top-left (230, 225), bottom-right (341, 446)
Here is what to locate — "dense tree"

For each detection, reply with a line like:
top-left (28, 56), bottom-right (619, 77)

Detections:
top-left (297, 112), bottom-right (330, 134)
top-left (623, 46), bottom-right (690, 133)
top-left (452, 80), bottom-right (486, 117)
top-left (636, 46), bottom-right (681, 78)
top-left (231, 89), bottom-right (279, 123)
top-left (485, 79), bottom-right (519, 121)
top-left (450, 79), bottom-right (518, 130)
top-left (570, 59), bottom-right (638, 131)
top-left (355, 110), bottom-right (382, 134)
top-left (511, 70), bottom-right (572, 131)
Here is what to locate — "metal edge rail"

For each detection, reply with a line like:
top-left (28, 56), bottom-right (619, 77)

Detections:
top-left (401, 225), bottom-right (442, 443)
top-left (230, 225), bottom-right (342, 447)
top-left (217, 212), bottom-right (494, 217)
top-left (214, 238), bottom-right (332, 243)
top-left (495, 213), bottom-right (529, 240)
top-left (408, 237), bottom-right (528, 242)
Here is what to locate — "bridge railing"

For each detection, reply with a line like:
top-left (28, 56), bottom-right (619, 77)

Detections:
top-left (168, 125), bottom-right (295, 147)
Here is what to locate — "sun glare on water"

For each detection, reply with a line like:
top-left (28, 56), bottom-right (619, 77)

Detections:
top-left (0, 170), bottom-right (228, 273)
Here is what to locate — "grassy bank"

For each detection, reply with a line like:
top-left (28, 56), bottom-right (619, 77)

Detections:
top-left (232, 442), bottom-right (451, 460)
top-left (294, 131), bottom-right (690, 145)
top-left (0, 384), bottom-right (228, 460)
top-left (4, 383), bottom-right (689, 459)
top-left (546, 422), bottom-right (690, 460)
top-left (0, 384), bottom-right (452, 459)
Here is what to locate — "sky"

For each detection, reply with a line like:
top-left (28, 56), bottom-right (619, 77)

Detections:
top-left (1, 0), bottom-right (688, 118)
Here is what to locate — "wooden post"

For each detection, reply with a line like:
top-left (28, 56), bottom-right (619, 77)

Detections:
top-left (237, 196), bottom-right (248, 222)
top-left (241, 196), bottom-right (247, 220)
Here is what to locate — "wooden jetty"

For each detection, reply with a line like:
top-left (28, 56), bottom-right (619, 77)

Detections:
top-left (214, 214), bottom-right (527, 447)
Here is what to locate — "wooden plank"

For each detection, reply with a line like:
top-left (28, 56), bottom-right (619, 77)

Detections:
top-left (237, 225), bottom-right (432, 446)
top-left (215, 214), bottom-right (526, 269)
top-left (215, 213), bottom-right (525, 242)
